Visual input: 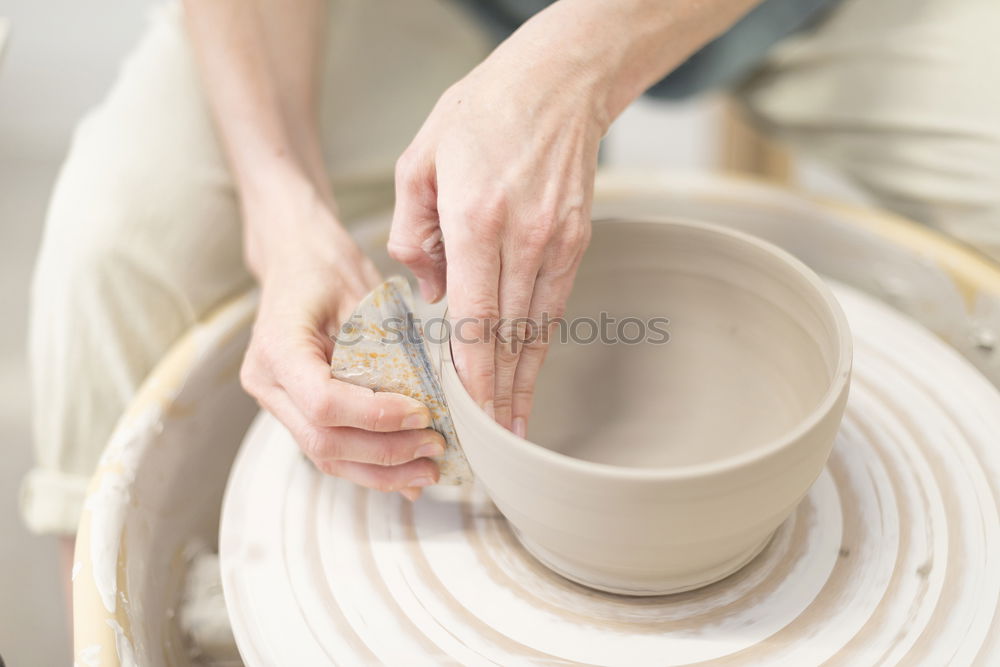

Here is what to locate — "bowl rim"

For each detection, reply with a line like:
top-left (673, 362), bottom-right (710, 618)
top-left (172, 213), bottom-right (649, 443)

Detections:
top-left (438, 216), bottom-right (853, 481)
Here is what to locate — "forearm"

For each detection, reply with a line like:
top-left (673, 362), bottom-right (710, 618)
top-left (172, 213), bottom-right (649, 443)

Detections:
top-left (182, 0), bottom-right (334, 272)
top-left (497, 0), bottom-right (764, 129)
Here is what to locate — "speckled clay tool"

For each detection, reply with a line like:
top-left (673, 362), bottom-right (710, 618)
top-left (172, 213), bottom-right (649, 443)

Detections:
top-left (330, 275), bottom-right (471, 484)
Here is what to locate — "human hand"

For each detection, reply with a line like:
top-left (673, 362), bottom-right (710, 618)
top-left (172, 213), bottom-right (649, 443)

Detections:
top-left (388, 33), bottom-right (605, 437)
top-left (240, 181), bottom-right (444, 501)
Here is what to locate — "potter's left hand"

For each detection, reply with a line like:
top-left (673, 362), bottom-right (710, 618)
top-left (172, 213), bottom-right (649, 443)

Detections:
top-left (389, 0), bottom-right (762, 436)
top-left (240, 179), bottom-right (446, 501)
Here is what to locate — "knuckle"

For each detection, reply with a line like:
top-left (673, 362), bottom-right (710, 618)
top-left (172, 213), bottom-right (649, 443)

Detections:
top-left (394, 150), bottom-right (419, 185)
top-left (372, 447), bottom-right (392, 468)
top-left (523, 216), bottom-right (558, 251)
top-left (512, 385), bottom-right (536, 407)
top-left (373, 442), bottom-right (402, 467)
top-left (537, 300), bottom-right (568, 326)
top-left (552, 221), bottom-right (591, 260)
top-left (238, 358), bottom-right (263, 396)
top-left (465, 294), bottom-right (502, 323)
top-left (461, 195), bottom-right (508, 235)
top-left (452, 313), bottom-right (500, 348)
top-left (548, 301), bottom-right (568, 319)
top-left (301, 392), bottom-right (333, 425)
top-left (318, 459), bottom-right (343, 478)
top-left (356, 396), bottom-right (382, 431)
top-left (518, 333), bottom-right (548, 356)
top-left (254, 347), bottom-right (287, 384)
top-left (385, 236), bottom-right (416, 264)
top-left (386, 238), bottom-right (422, 266)
top-left (492, 392), bottom-right (514, 412)
top-left (386, 244), bottom-right (405, 265)
top-left (512, 317), bottom-right (538, 348)
top-left (494, 340), bottom-right (520, 366)
top-left (470, 360), bottom-right (497, 383)
top-left (249, 330), bottom-right (281, 364)
top-left (524, 317), bottom-right (551, 348)
top-left (299, 429), bottom-right (331, 462)
top-left (395, 149), bottom-right (435, 197)
top-left (568, 220), bottom-right (592, 250)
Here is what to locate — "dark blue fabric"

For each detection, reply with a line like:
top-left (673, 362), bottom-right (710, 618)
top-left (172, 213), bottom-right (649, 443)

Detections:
top-left (451, 0), bottom-right (839, 99)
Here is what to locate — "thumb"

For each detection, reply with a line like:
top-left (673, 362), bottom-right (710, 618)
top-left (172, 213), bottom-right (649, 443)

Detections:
top-left (389, 150), bottom-right (446, 303)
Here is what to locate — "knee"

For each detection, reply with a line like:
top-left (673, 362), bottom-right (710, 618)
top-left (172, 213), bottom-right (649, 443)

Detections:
top-left (29, 182), bottom-right (192, 406)
top-left (33, 112), bottom-right (243, 320)
top-left (31, 128), bottom-right (192, 352)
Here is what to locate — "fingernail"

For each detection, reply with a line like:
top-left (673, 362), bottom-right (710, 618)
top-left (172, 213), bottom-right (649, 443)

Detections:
top-left (400, 487), bottom-right (422, 502)
top-left (512, 417), bottom-right (526, 439)
top-left (409, 476), bottom-right (435, 488)
top-left (482, 401), bottom-right (495, 420)
top-left (402, 409), bottom-right (431, 429)
top-left (415, 441), bottom-right (445, 459)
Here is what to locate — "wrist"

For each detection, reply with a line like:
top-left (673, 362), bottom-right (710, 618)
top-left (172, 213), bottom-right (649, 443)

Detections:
top-left (509, 0), bottom-right (760, 127)
top-left (236, 143), bottom-right (332, 208)
top-left (239, 165), bottom-right (349, 280)
top-left (487, 8), bottom-right (617, 133)
top-left (239, 154), bottom-right (309, 207)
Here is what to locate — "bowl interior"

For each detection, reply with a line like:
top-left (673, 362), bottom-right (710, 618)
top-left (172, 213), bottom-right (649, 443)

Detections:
top-left (526, 219), bottom-right (842, 469)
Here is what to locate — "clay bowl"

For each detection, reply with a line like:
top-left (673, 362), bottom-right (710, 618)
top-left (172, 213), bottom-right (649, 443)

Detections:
top-left (439, 218), bottom-right (852, 595)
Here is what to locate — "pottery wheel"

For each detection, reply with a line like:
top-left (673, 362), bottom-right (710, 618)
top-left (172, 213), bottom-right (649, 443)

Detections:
top-left (220, 283), bottom-right (1000, 665)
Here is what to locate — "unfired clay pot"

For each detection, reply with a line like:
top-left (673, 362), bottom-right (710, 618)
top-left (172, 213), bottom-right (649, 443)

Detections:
top-left (440, 218), bottom-right (853, 595)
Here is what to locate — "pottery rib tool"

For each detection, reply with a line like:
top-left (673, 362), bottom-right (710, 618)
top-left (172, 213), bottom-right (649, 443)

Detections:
top-left (331, 276), bottom-right (471, 484)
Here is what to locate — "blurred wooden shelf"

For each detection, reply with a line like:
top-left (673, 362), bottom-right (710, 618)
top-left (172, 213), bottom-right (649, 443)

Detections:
top-left (720, 97), bottom-right (792, 184)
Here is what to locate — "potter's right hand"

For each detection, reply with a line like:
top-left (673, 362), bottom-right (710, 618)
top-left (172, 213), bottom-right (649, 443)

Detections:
top-left (239, 178), bottom-right (445, 502)
top-left (388, 39), bottom-right (602, 439)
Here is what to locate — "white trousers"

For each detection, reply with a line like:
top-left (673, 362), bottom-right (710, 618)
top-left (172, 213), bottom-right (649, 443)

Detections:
top-left (22, 0), bottom-right (1000, 534)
